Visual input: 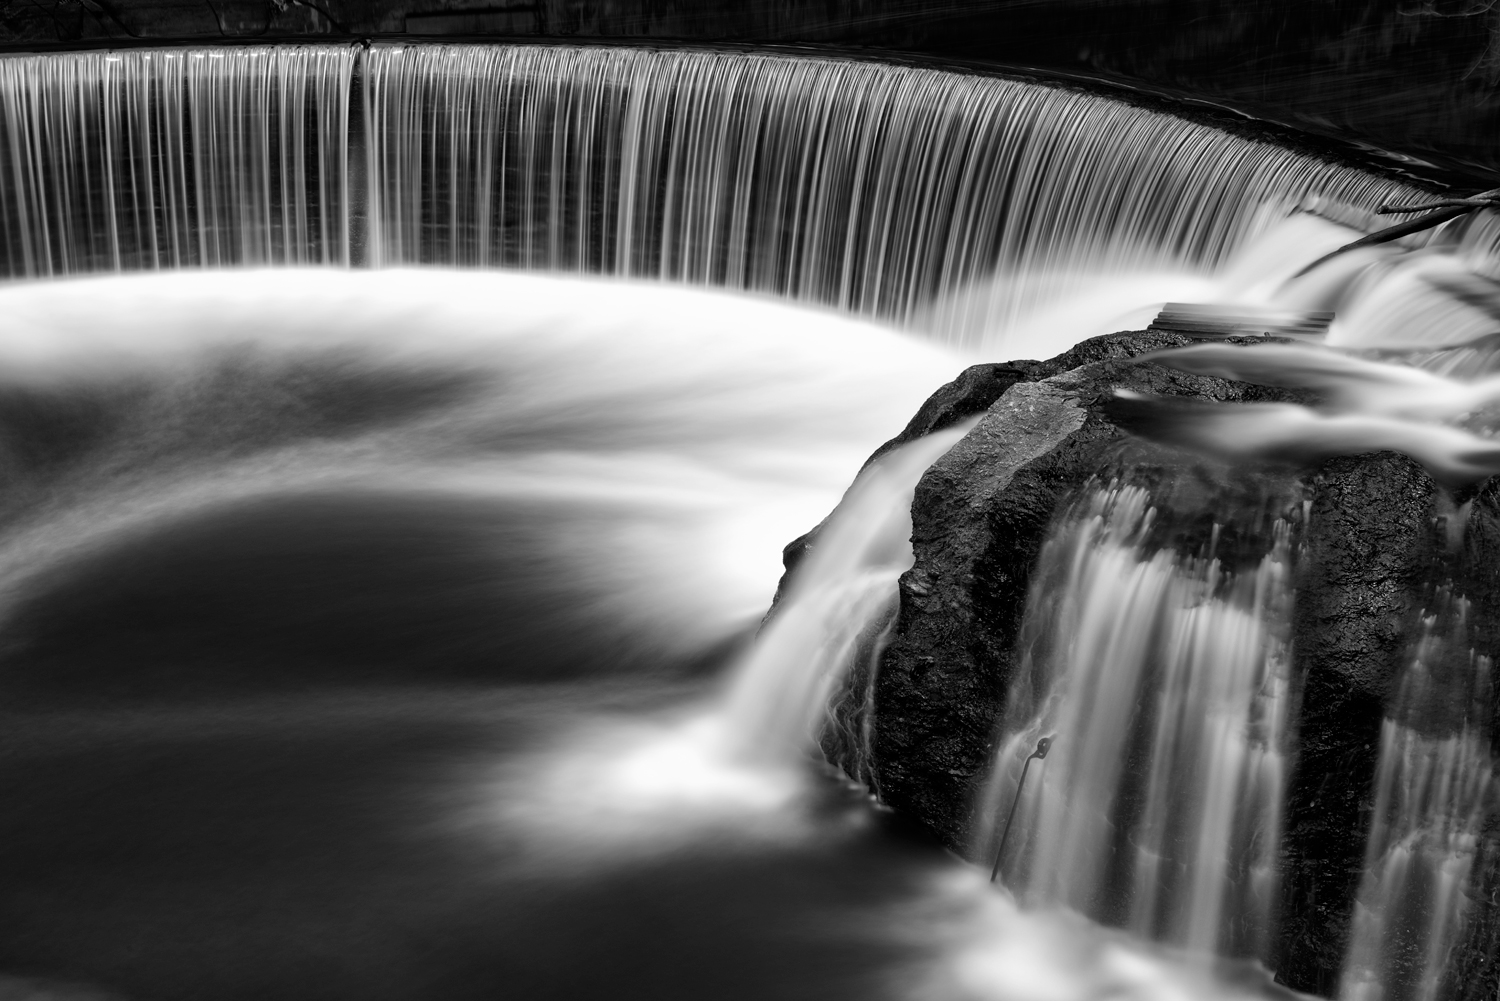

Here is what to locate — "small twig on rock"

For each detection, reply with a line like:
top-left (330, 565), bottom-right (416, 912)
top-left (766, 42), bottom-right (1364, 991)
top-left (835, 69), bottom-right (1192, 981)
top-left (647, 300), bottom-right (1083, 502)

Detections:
top-left (990, 735), bottom-right (1052, 883)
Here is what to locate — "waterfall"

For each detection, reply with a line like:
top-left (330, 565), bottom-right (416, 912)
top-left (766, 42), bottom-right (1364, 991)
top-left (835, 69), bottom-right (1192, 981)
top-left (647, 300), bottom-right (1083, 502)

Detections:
top-left (720, 420), bottom-right (974, 767)
top-left (360, 43), bottom-right (1422, 345)
top-left (983, 484), bottom-right (1293, 961)
top-left (4, 42), bottom-right (1438, 353)
top-left (22, 42), bottom-right (1500, 357)
top-left (0, 46), bottom-right (354, 275)
top-left (1341, 593), bottom-right (1496, 1001)
top-left (8, 39), bottom-right (1500, 1000)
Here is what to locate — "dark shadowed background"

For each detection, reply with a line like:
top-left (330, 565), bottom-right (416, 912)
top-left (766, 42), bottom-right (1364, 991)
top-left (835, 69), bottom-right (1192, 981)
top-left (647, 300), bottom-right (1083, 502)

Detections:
top-left (1, 0), bottom-right (1497, 179)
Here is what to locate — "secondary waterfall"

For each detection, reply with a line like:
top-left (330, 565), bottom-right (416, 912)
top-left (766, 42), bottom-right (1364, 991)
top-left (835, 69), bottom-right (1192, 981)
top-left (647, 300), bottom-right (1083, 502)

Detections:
top-left (720, 420), bottom-right (974, 768)
top-left (983, 484), bottom-right (1293, 961)
top-left (1341, 593), bottom-right (1496, 1001)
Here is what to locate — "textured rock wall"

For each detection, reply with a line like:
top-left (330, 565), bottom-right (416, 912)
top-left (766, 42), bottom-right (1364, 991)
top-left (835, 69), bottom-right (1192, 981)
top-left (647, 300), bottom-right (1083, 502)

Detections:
top-left (850, 330), bottom-right (1302, 848)
top-left (1278, 453), bottom-right (1444, 994)
top-left (808, 329), bottom-right (1500, 994)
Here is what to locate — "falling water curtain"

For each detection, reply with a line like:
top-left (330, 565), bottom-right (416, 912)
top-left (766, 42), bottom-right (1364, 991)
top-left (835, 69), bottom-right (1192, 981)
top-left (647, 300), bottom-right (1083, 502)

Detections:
top-left (0, 45), bottom-right (355, 278)
top-left (2, 39), bottom-right (1424, 351)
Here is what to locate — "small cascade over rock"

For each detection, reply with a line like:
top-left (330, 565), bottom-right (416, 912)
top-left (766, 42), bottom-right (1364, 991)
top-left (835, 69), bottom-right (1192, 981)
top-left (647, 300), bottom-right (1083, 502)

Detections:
top-left (983, 483), bottom-right (1293, 961)
top-left (1341, 591), bottom-right (1497, 1001)
top-left (721, 421), bottom-right (974, 767)
top-left (806, 328), bottom-right (1500, 995)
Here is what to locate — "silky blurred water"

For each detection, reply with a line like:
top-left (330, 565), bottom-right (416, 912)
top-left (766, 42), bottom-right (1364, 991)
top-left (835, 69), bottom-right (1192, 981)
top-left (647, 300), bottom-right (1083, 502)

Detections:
top-left (8, 46), bottom-right (1500, 996)
top-left (0, 267), bottom-right (1319, 1001)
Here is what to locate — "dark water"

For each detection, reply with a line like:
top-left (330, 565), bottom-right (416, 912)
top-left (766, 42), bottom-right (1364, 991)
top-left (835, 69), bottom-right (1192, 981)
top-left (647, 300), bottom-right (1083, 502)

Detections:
top-left (0, 268), bottom-right (977, 1001)
top-left (0, 683), bottom-right (958, 1001)
top-left (0, 479), bottom-right (964, 1000)
top-left (0, 269), bottom-right (1312, 1001)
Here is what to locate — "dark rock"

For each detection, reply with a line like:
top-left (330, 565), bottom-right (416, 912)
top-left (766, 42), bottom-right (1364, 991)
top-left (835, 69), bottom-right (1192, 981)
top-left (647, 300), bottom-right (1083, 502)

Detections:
top-left (775, 328), bottom-right (1261, 588)
top-left (846, 329), bottom-right (1302, 848)
top-left (802, 327), bottom-right (1500, 994)
top-left (863, 362), bottom-right (1050, 466)
top-left (775, 361), bottom-right (1049, 596)
top-left (1276, 453), bottom-right (1444, 995)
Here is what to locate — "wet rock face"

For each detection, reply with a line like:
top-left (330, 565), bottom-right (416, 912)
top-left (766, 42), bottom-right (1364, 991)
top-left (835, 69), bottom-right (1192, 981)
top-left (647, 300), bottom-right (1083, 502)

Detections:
top-left (806, 328), bottom-right (1500, 995)
top-left (846, 329), bottom-right (1304, 849)
top-left (1278, 453), bottom-right (1444, 995)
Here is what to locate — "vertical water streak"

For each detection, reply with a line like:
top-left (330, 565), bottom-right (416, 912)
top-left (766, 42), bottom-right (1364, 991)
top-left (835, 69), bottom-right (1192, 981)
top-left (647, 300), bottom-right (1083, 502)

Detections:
top-left (984, 484), bottom-right (1292, 960)
top-left (360, 43), bottom-right (1421, 345)
top-left (1341, 594), bottom-right (1496, 1001)
top-left (0, 46), bottom-right (354, 277)
top-left (720, 422), bottom-right (974, 767)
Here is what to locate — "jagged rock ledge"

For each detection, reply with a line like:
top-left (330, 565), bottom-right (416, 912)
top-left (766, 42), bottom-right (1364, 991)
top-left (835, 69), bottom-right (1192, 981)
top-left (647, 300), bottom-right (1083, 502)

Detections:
top-left (783, 329), bottom-right (1500, 997)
